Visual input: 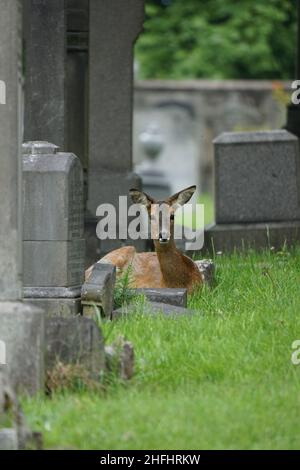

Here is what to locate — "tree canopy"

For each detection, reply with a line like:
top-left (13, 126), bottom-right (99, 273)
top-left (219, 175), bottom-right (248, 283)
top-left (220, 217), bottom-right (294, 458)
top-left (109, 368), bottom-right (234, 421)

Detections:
top-left (135, 0), bottom-right (297, 79)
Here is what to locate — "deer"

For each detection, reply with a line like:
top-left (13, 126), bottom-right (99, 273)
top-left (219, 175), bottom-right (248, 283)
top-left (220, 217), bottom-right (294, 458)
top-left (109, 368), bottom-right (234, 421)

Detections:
top-left (85, 185), bottom-right (203, 293)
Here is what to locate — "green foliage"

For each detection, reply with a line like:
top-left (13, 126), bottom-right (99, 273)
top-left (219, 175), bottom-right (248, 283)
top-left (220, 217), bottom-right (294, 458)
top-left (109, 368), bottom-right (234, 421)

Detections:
top-left (135, 0), bottom-right (297, 79)
top-left (23, 247), bottom-right (300, 449)
top-left (113, 265), bottom-right (136, 309)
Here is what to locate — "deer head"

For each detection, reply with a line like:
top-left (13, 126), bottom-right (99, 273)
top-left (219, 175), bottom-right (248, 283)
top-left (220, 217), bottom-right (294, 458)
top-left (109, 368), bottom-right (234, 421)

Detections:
top-left (129, 185), bottom-right (196, 248)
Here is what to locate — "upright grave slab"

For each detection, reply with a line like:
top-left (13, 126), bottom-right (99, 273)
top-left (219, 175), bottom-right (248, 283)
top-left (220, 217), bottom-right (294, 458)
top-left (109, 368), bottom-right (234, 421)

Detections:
top-left (23, 141), bottom-right (85, 316)
top-left (205, 130), bottom-right (300, 251)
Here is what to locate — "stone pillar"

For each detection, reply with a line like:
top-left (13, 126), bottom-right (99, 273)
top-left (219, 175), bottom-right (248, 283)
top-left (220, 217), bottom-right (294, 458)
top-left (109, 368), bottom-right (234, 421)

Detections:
top-left (0, 0), bottom-right (45, 395)
top-left (87, 0), bottom-right (145, 264)
top-left (23, 0), bottom-right (67, 149)
top-left (22, 141), bottom-right (85, 317)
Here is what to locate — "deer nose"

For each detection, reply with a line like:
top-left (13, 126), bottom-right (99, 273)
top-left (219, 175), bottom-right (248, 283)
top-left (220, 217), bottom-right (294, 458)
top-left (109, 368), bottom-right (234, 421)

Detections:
top-left (159, 230), bottom-right (170, 243)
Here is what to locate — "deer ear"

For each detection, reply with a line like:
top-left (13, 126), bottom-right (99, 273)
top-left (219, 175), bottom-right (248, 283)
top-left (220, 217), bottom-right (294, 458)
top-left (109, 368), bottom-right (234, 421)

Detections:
top-left (129, 188), bottom-right (155, 208)
top-left (168, 185), bottom-right (196, 208)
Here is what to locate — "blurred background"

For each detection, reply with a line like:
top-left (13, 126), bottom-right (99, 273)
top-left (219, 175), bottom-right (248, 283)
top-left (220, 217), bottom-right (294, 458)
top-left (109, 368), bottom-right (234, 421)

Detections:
top-left (132, 0), bottom-right (297, 226)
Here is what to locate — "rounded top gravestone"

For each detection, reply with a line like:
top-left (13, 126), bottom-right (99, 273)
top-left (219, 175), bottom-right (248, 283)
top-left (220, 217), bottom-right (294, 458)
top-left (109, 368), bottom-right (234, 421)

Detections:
top-left (22, 141), bottom-right (84, 241)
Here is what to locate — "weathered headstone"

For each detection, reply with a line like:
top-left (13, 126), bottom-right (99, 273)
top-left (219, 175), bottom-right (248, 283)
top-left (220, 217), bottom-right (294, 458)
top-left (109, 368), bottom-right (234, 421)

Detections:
top-left (214, 131), bottom-right (300, 223)
top-left (23, 141), bottom-right (85, 316)
top-left (0, 0), bottom-right (45, 395)
top-left (87, 0), bottom-right (146, 263)
top-left (82, 263), bottom-right (116, 318)
top-left (45, 316), bottom-right (105, 379)
top-left (205, 130), bottom-right (300, 251)
top-left (23, 0), bottom-right (67, 149)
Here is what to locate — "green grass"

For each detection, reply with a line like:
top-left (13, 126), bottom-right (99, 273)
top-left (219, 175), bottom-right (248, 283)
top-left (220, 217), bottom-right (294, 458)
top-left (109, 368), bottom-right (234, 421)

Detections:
top-left (23, 247), bottom-right (300, 449)
top-left (179, 193), bottom-right (214, 229)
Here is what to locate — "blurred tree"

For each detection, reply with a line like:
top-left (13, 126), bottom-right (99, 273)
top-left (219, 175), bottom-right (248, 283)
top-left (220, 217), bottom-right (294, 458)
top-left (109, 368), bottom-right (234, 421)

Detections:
top-left (135, 0), bottom-right (297, 79)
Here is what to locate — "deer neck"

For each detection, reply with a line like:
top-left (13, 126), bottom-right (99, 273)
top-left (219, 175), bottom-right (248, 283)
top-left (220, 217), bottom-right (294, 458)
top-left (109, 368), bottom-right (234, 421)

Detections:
top-left (154, 238), bottom-right (196, 288)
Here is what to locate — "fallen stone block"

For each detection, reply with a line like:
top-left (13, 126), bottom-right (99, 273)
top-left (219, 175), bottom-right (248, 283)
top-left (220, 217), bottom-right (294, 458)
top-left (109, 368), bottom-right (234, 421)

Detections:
top-left (45, 317), bottom-right (105, 380)
top-left (131, 288), bottom-right (187, 307)
top-left (112, 300), bottom-right (196, 319)
top-left (82, 263), bottom-right (116, 317)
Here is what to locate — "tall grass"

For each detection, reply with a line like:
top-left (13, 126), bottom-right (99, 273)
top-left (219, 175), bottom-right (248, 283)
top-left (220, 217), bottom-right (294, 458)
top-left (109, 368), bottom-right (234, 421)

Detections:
top-left (23, 247), bottom-right (300, 449)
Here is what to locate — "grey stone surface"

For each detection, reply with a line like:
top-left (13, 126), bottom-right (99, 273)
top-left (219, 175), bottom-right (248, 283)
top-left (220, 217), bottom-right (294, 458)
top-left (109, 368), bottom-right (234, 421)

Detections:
top-left (45, 317), bottom-right (105, 379)
top-left (0, 0), bottom-right (23, 300)
top-left (0, 1), bottom-right (46, 400)
top-left (23, 0), bottom-right (67, 149)
top-left (105, 336), bottom-right (134, 381)
top-left (23, 142), bottom-right (84, 241)
top-left (87, 0), bottom-right (145, 260)
top-left (89, 0), bottom-right (144, 174)
top-left (0, 302), bottom-right (45, 395)
top-left (24, 285), bottom-right (82, 299)
top-left (22, 141), bottom-right (85, 315)
top-left (132, 288), bottom-right (187, 308)
top-left (204, 221), bottom-right (300, 252)
top-left (195, 259), bottom-right (215, 286)
top-left (0, 429), bottom-right (18, 450)
top-left (82, 263), bottom-right (116, 317)
top-left (214, 130), bottom-right (300, 224)
top-left (112, 301), bottom-right (196, 319)
top-left (24, 298), bottom-right (81, 318)
top-left (134, 80), bottom-right (290, 195)
top-left (87, 170), bottom-right (142, 221)
top-left (66, 0), bottom-right (89, 173)
top-left (23, 239), bottom-right (85, 287)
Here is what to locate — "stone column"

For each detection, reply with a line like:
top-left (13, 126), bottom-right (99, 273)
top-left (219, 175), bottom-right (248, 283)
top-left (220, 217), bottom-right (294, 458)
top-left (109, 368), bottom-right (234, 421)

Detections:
top-left (23, 0), bottom-right (67, 149)
top-left (0, 0), bottom-right (45, 395)
top-left (87, 0), bottom-right (145, 264)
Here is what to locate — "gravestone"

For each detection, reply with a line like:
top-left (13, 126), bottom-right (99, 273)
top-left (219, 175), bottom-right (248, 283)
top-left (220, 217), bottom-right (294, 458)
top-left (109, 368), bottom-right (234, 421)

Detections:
top-left (23, 141), bottom-right (85, 316)
top-left (205, 130), bottom-right (300, 251)
top-left (214, 131), bottom-right (300, 223)
top-left (87, 0), bottom-right (146, 263)
top-left (23, 0), bottom-right (67, 149)
top-left (0, 0), bottom-right (45, 395)
top-left (45, 316), bottom-right (105, 379)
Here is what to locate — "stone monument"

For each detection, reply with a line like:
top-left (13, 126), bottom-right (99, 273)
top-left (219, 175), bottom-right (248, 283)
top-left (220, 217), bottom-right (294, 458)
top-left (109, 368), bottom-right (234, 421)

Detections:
top-left (22, 141), bottom-right (85, 316)
top-left (205, 130), bottom-right (300, 251)
top-left (0, 0), bottom-right (45, 395)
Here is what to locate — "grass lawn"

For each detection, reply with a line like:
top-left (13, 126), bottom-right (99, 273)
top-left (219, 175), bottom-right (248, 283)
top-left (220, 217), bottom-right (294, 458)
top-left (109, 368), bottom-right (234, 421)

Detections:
top-left (23, 248), bottom-right (300, 449)
top-left (180, 193), bottom-right (214, 228)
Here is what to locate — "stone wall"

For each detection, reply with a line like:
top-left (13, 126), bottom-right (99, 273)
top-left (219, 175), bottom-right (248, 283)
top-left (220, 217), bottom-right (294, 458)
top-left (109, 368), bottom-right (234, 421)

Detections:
top-left (133, 80), bottom-right (291, 195)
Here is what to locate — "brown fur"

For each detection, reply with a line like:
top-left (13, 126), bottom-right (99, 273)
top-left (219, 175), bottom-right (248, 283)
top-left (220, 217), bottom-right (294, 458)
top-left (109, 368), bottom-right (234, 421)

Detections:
top-left (85, 186), bottom-right (203, 293)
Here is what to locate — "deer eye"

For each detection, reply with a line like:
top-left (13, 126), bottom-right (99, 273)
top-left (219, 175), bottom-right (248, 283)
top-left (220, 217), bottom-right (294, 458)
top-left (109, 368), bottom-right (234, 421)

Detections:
top-left (170, 214), bottom-right (175, 220)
